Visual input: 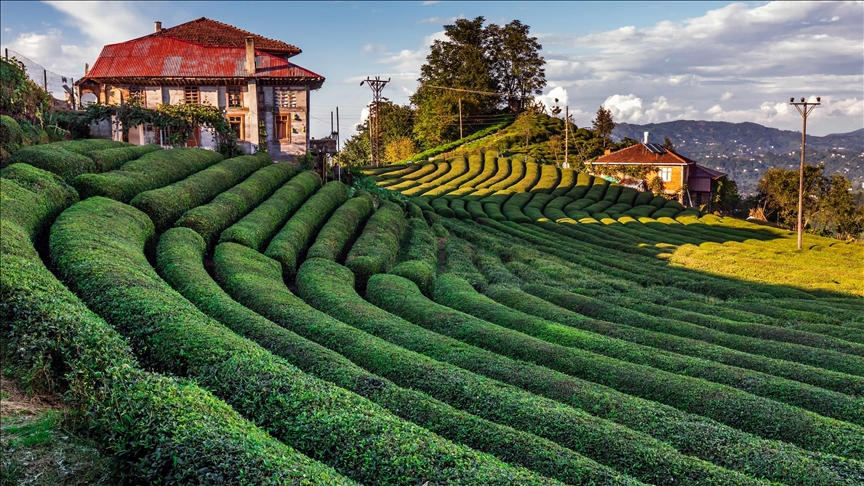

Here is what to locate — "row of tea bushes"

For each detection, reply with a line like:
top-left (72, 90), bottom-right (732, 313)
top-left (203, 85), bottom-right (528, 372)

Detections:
top-left (0, 166), bottom-right (350, 485)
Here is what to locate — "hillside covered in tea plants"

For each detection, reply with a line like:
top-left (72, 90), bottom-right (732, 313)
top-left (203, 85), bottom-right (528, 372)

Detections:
top-left (2, 140), bottom-right (863, 485)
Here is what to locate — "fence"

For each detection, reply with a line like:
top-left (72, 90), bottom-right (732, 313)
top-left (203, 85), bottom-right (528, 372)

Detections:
top-left (4, 48), bottom-right (79, 107)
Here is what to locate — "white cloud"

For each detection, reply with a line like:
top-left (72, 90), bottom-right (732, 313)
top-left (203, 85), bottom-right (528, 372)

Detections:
top-left (539, 1), bottom-right (863, 134)
top-left (45, 1), bottom-right (151, 47)
top-left (535, 86), bottom-right (569, 112)
top-left (419, 15), bottom-right (465, 24)
top-left (421, 1), bottom-right (439, 5)
top-left (362, 43), bottom-right (387, 53)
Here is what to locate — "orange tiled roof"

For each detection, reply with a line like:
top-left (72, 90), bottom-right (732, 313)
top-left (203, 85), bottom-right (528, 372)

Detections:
top-left (593, 143), bottom-right (696, 166)
top-left (145, 17), bottom-right (301, 57)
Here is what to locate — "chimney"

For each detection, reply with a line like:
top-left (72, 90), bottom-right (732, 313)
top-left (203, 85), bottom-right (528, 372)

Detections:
top-left (154, 21), bottom-right (162, 32)
top-left (604, 148), bottom-right (612, 155)
top-left (84, 63), bottom-right (89, 75)
top-left (245, 36), bottom-right (256, 75)
top-left (643, 131), bottom-right (650, 144)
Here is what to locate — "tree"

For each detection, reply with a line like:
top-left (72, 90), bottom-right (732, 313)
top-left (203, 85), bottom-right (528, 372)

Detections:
top-left (591, 106), bottom-right (614, 149)
top-left (662, 136), bottom-right (675, 151)
top-left (810, 174), bottom-right (864, 240)
top-left (341, 101), bottom-right (415, 165)
top-left (384, 136), bottom-right (417, 163)
top-left (757, 163), bottom-right (827, 229)
top-left (712, 175), bottom-right (740, 214)
top-left (486, 20), bottom-right (546, 112)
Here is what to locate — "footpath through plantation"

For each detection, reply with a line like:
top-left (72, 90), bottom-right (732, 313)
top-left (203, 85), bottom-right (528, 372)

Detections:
top-left (2, 140), bottom-right (863, 485)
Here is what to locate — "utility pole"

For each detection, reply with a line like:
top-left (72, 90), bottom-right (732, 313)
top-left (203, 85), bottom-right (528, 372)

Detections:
top-left (458, 97), bottom-right (463, 139)
top-left (336, 106), bottom-right (341, 177)
top-left (789, 96), bottom-right (820, 250)
top-left (564, 105), bottom-right (569, 169)
top-left (360, 76), bottom-right (390, 166)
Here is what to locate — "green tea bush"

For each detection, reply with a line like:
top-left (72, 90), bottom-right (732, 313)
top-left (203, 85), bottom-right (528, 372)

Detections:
top-left (434, 278), bottom-right (863, 425)
top-left (490, 157), bottom-right (526, 191)
top-left (345, 199), bottom-right (407, 289)
top-left (130, 152), bottom-right (270, 233)
top-left (477, 158), bottom-right (511, 189)
top-left (390, 218), bottom-right (439, 295)
top-left (633, 190), bottom-right (655, 206)
top-left (602, 184), bottom-right (622, 203)
top-left (158, 231), bottom-right (630, 486)
top-left (466, 200), bottom-right (488, 219)
top-left (86, 144), bottom-right (163, 172)
top-left (508, 162), bottom-right (541, 192)
top-left (306, 191), bottom-right (374, 261)
top-left (175, 159), bottom-right (293, 246)
top-left (52, 197), bottom-right (544, 485)
top-left (6, 145), bottom-right (96, 182)
top-left (219, 170), bottom-right (321, 250)
top-left (1, 171), bottom-right (348, 485)
top-left (365, 274), bottom-right (863, 486)
top-left (431, 196), bottom-right (456, 217)
top-left (74, 148), bottom-right (223, 202)
top-left (264, 180), bottom-right (349, 277)
top-left (501, 192), bottom-right (533, 223)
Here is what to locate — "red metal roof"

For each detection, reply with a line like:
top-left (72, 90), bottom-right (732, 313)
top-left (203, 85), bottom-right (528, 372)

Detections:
top-left (83, 37), bottom-right (324, 86)
top-left (145, 17), bottom-right (301, 57)
top-left (593, 143), bottom-right (696, 166)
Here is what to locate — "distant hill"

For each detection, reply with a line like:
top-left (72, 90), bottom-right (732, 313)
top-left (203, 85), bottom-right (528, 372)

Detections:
top-left (612, 121), bottom-right (864, 193)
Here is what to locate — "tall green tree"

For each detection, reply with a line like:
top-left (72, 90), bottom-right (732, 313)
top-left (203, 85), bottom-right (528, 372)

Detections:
top-left (486, 20), bottom-right (546, 112)
top-left (340, 101), bottom-right (415, 165)
top-left (591, 106), bottom-right (615, 149)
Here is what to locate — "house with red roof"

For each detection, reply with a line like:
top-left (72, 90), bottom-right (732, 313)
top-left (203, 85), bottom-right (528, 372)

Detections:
top-left (76, 18), bottom-right (325, 160)
top-left (590, 133), bottom-right (726, 208)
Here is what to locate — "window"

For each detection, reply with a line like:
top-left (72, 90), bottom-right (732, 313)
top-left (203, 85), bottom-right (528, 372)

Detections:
top-left (274, 115), bottom-right (290, 141)
top-left (128, 86), bottom-right (143, 104)
top-left (257, 89), bottom-right (265, 110)
top-left (184, 86), bottom-right (199, 104)
top-left (228, 115), bottom-right (244, 140)
top-left (658, 167), bottom-right (672, 182)
top-left (227, 87), bottom-right (243, 108)
top-left (274, 87), bottom-right (296, 108)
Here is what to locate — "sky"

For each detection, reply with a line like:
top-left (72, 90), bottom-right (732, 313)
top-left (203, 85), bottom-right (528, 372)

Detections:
top-left (1, 1), bottom-right (862, 139)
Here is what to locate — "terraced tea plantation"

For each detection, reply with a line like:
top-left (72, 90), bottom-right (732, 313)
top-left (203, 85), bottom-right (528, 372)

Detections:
top-left (3, 142), bottom-right (863, 485)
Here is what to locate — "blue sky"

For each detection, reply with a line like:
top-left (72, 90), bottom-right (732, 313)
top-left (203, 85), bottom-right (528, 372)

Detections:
top-left (2, 1), bottom-right (862, 138)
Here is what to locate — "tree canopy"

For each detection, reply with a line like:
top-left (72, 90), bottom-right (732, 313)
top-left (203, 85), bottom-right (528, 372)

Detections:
top-left (591, 106), bottom-right (615, 149)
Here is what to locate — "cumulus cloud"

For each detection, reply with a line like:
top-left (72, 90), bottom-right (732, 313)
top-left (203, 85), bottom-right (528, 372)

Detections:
top-left (540, 1), bottom-right (863, 134)
top-left (362, 44), bottom-right (387, 53)
top-left (601, 94), bottom-right (698, 124)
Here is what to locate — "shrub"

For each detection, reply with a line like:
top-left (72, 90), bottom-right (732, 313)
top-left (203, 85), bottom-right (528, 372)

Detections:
top-left (5, 145), bottom-right (96, 182)
top-left (86, 144), bottom-right (163, 172)
top-left (476, 157), bottom-right (511, 189)
top-left (407, 120), bottom-right (513, 163)
top-left (389, 218), bottom-right (438, 294)
top-left (51, 139), bottom-right (130, 154)
top-left (52, 197), bottom-right (554, 485)
top-left (306, 192), bottom-right (374, 261)
top-left (550, 169), bottom-right (577, 196)
top-left (218, 170), bottom-right (321, 251)
top-left (74, 148), bottom-right (223, 202)
top-left (1, 170), bottom-right (346, 485)
top-left (345, 200), bottom-right (407, 289)
top-left (508, 162), bottom-right (541, 192)
top-left (430, 196), bottom-right (456, 218)
top-left (264, 180), bottom-right (349, 277)
top-left (435, 278), bottom-right (863, 425)
top-left (366, 274), bottom-right (862, 486)
top-left (157, 230), bottom-right (633, 486)
top-left (466, 200), bottom-right (488, 219)
top-left (174, 160), bottom-right (293, 247)
top-left (602, 184), bottom-right (623, 203)
top-left (130, 151), bottom-right (271, 233)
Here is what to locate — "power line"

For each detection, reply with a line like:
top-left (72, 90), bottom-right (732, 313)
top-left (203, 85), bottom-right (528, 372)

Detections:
top-left (360, 76), bottom-right (390, 166)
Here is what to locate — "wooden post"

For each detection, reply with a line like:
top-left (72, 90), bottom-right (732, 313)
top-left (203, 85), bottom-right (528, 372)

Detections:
top-left (458, 97), bottom-right (463, 139)
top-left (43, 70), bottom-right (48, 91)
top-left (564, 106), bottom-right (569, 168)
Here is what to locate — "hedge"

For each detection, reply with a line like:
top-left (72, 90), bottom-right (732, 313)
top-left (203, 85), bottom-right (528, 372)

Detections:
top-left (345, 199), bottom-right (407, 289)
top-left (448, 197), bottom-right (471, 219)
top-left (431, 196), bottom-right (457, 217)
top-left (583, 177), bottom-right (610, 201)
top-left (508, 162), bottom-right (541, 192)
top-left (433, 277), bottom-right (864, 425)
top-left (477, 157), bottom-right (511, 189)
top-left (501, 192), bottom-right (533, 223)
top-left (542, 196), bottom-right (572, 220)
top-left (410, 196), bottom-right (435, 213)
top-left (602, 184), bottom-right (622, 203)
top-left (293, 266), bottom-right (770, 486)
top-left (0, 170), bottom-right (349, 485)
top-left (489, 157), bottom-right (526, 191)
top-left (486, 283), bottom-right (864, 403)
top-left (174, 160), bottom-right (294, 247)
top-left (50, 139), bottom-right (130, 154)
top-left (161, 236), bottom-right (632, 486)
top-left (633, 190), bottom-right (655, 206)
top-left (365, 274), bottom-right (863, 486)
top-left (130, 152), bottom-right (271, 233)
top-left (219, 170), bottom-right (321, 251)
top-left (264, 180), bottom-right (349, 277)
top-left (389, 218), bottom-right (439, 295)
top-left (441, 235), bottom-right (487, 290)
top-left (74, 147), bottom-right (223, 202)
top-left (463, 153), bottom-right (500, 188)
top-left (50, 197), bottom-right (547, 486)
top-left (406, 120), bottom-right (513, 163)
top-left (306, 192), bottom-right (374, 261)
top-left (466, 200), bottom-right (488, 219)
top-left (6, 145), bottom-right (98, 182)
top-left (562, 172), bottom-right (594, 200)
top-left (86, 144), bottom-right (163, 172)
top-left (531, 164), bottom-right (560, 193)
top-left (550, 169), bottom-right (576, 196)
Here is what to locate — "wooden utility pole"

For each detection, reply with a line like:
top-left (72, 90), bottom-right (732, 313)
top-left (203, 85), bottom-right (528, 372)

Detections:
top-left (789, 96), bottom-right (820, 250)
top-left (458, 97), bottom-right (463, 139)
top-left (564, 105), bottom-right (569, 169)
top-left (360, 76), bottom-right (390, 166)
